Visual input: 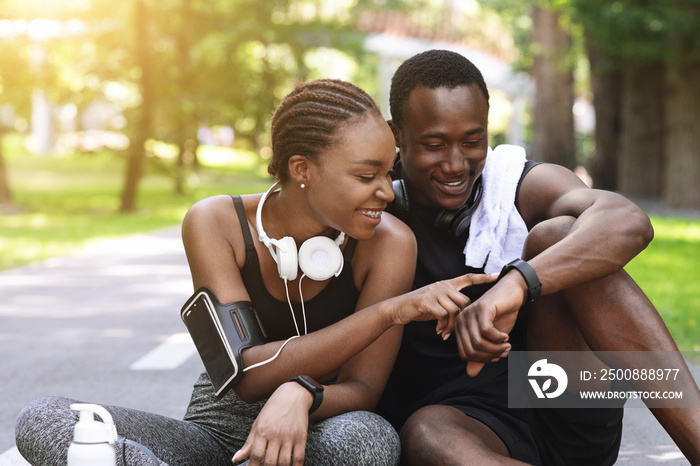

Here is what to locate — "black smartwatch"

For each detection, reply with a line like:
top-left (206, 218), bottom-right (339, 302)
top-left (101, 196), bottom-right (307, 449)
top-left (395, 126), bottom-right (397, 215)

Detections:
top-left (290, 375), bottom-right (324, 414)
top-left (498, 259), bottom-right (542, 302)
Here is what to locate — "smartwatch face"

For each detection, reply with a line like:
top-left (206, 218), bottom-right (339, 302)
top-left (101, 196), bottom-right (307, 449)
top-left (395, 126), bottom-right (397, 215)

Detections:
top-left (294, 376), bottom-right (323, 413)
top-left (299, 375), bottom-right (322, 391)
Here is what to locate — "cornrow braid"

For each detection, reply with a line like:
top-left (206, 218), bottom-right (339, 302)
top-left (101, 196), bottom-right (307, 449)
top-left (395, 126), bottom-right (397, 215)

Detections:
top-left (268, 79), bottom-right (382, 181)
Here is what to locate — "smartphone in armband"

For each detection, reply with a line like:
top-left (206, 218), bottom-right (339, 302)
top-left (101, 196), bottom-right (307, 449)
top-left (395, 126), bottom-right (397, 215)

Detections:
top-left (180, 288), bottom-right (267, 398)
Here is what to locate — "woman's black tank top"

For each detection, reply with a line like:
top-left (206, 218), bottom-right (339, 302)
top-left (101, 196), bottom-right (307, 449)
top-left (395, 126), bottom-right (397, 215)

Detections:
top-left (231, 195), bottom-right (360, 341)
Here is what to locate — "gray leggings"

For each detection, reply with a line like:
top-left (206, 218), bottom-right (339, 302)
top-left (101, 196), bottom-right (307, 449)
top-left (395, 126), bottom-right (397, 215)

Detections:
top-left (15, 374), bottom-right (401, 466)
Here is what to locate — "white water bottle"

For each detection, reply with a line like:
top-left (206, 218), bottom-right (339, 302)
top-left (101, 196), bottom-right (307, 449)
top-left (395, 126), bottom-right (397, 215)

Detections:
top-left (67, 403), bottom-right (117, 466)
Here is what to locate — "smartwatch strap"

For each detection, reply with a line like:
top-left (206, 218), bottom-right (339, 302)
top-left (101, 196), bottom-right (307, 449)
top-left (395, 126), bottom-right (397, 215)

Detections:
top-left (498, 259), bottom-right (542, 302)
top-left (290, 375), bottom-right (324, 414)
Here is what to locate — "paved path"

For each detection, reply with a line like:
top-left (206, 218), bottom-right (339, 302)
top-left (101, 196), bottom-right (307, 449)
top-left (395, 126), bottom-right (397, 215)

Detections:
top-left (0, 226), bottom-right (694, 465)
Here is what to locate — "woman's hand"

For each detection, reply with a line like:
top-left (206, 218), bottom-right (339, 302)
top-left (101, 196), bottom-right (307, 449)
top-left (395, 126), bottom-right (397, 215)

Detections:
top-left (455, 271), bottom-right (528, 376)
top-left (387, 272), bottom-right (499, 339)
top-left (232, 382), bottom-right (313, 466)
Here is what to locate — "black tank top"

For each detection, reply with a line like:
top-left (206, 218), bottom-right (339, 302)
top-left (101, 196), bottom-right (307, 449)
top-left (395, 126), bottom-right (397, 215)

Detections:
top-left (231, 195), bottom-right (360, 341)
top-left (376, 161), bottom-right (538, 428)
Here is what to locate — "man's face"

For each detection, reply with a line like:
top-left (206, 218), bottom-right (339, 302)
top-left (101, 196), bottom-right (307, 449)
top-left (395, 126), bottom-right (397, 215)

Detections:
top-left (393, 84), bottom-right (489, 210)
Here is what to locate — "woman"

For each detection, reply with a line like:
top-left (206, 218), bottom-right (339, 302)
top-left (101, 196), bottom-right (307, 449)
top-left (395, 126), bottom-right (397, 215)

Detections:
top-left (16, 79), bottom-right (495, 466)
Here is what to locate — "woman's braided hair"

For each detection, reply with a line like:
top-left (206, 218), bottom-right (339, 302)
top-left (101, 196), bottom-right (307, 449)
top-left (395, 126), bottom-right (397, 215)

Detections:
top-left (268, 79), bottom-right (382, 181)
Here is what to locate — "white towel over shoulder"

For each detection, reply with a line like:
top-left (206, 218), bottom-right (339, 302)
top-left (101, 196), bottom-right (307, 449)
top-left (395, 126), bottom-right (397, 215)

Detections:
top-left (464, 144), bottom-right (528, 273)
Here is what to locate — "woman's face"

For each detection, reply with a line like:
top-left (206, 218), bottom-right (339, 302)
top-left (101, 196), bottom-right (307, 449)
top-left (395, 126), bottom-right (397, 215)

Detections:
top-left (305, 113), bottom-right (396, 240)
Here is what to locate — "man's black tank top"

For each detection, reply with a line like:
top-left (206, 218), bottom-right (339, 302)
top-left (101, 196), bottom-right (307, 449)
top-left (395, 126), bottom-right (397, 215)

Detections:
top-left (376, 161), bottom-right (538, 428)
top-left (231, 195), bottom-right (360, 341)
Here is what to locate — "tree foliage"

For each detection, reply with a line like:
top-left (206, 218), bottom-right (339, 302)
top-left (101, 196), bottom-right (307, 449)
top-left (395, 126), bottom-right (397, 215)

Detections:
top-left (132, 0), bottom-right (366, 151)
top-left (571, 0), bottom-right (700, 206)
top-left (1, 0), bottom-right (370, 211)
top-left (3, 0), bottom-right (699, 208)
top-left (480, 0), bottom-right (700, 207)
top-left (571, 0), bottom-right (700, 64)
top-left (0, 0), bottom-right (41, 208)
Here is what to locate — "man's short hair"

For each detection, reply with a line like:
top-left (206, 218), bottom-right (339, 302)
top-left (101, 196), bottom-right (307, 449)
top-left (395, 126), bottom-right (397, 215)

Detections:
top-left (389, 49), bottom-right (490, 129)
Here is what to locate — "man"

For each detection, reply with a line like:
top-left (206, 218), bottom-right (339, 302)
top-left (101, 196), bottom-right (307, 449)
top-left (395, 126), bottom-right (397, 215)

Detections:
top-left (376, 49), bottom-right (700, 465)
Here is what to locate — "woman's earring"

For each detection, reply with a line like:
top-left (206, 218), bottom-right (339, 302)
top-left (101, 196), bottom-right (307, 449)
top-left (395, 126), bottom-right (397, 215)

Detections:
top-left (301, 183), bottom-right (306, 189)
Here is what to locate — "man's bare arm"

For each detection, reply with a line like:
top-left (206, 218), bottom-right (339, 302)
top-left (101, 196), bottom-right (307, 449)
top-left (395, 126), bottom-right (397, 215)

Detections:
top-left (517, 163), bottom-right (653, 295)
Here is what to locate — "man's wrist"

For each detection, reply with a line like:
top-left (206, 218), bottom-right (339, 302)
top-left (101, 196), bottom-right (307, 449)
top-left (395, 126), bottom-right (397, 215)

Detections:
top-left (498, 259), bottom-right (542, 303)
top-left (501, 268), bottom-right (529, 304)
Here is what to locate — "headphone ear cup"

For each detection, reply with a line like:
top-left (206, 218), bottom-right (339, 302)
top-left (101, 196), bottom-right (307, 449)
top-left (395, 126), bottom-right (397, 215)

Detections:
top-left (386, 179), bottom-right (409, 222)
top-left (434, 208), bottom-right (464, 236)
top-left (275, 236), bottom-right (299, 281)
top-left (298, 236), bottom-right (344, 281)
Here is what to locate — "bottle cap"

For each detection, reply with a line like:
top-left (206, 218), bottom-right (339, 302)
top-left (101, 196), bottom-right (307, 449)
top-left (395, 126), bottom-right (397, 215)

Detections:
top-left (70, 404), bottom-right (117, 444)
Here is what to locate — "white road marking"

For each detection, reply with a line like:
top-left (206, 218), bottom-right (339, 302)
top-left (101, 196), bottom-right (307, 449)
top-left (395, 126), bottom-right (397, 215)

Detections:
top-left (130, 333), bottom-right (196, 370)
top-left (648, 451), bottom-right (685, 461)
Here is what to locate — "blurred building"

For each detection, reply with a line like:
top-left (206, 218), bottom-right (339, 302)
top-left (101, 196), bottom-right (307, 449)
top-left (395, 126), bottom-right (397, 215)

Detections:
top-left (358, 7), bottom-right (533, 147)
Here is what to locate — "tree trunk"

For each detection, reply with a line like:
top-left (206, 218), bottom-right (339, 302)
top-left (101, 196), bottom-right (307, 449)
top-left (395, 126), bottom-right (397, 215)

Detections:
top-left (0, 128), bottom-right (13, 211)
top-left (586, 33), bottom-right (621, 191)
top-left (663, 60), bottom-right (700, 208)
top-left (175, 134), bottom-right (198, 195)
top-left (531, 6), bottom-right (576, 169)
top-left (253, 44), bottom-right (277, 151)
top-left (120, 0), bottom-right (153, 212)
top-left (174, 0), bottom-right (193, 195)
top-left (618, 60), bottom-right (665, 198)
top-left (175, 127), bottom-right (186, 196)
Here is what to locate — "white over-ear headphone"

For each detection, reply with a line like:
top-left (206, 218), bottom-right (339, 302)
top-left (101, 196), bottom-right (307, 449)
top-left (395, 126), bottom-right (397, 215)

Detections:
top-left (256, 182), bottom-right (345, 282)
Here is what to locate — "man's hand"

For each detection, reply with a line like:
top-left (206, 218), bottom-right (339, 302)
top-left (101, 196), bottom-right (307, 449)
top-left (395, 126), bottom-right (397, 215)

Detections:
top-left (455, 269), bottom-right (529, 376)
top-left (232, 382), bottom-right (311, 465)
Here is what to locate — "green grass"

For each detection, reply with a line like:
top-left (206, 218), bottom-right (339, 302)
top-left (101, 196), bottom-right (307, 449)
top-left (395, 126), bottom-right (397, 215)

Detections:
top-left (0, 134), bottom-right (273, 270)
top-left (1, 133), bottom-right (698, 352)
top-left (625, 217), bottom-right (700, 354)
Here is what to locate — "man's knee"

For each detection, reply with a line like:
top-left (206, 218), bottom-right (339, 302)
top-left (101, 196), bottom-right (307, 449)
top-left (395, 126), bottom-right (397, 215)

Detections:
top-left (523, 216), bottom-right (576, 260)
top-left (399, 406), bottom-right (469, 464)
top-left (400, 409), bottom-right (442, 464)
top-left (400, 405), bottom-right (511, 465)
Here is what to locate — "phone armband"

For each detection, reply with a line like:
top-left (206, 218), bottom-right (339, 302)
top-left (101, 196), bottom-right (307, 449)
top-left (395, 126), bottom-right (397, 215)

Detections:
top-left (180, 287), bottom-right (267, 398)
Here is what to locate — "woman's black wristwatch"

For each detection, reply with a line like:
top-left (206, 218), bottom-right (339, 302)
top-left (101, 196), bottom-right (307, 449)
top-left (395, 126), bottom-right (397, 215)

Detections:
top-left (290, 375), bottom-right (324, 414)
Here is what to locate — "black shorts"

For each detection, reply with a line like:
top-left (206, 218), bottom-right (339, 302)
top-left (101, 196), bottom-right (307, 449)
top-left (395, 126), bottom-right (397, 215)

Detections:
top-left (416, 357), bottom-right (623, 465)
top-left (434, 396), bottom-right (623, 465)
top-left (381, 312), bottom-right (624, 464)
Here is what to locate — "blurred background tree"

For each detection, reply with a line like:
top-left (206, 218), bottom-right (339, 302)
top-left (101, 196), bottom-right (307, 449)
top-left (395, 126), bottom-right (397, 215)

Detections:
top-left (1, 0), bottom-right (368, 211)
top-left (0, 0), bottom-right (38, 211)
top-left (1, 0), bottom-right (699, 210)
top-left (2, 0), bottom-right (698, 349)
top-left (482, 0), bottom-right (700, 208)
top-left (572, 0), bottom-right (700, 207)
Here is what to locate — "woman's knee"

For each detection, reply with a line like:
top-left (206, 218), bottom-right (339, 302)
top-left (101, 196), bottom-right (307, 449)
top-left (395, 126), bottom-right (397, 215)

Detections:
top-left (307, 411), bottom-right (400, 465)
top-left (16, 396), bottom-right (76, 465)
top-left (523, 216), bottom-right (577, 259)
top-left (16, 395), bottom-right (73, 437)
